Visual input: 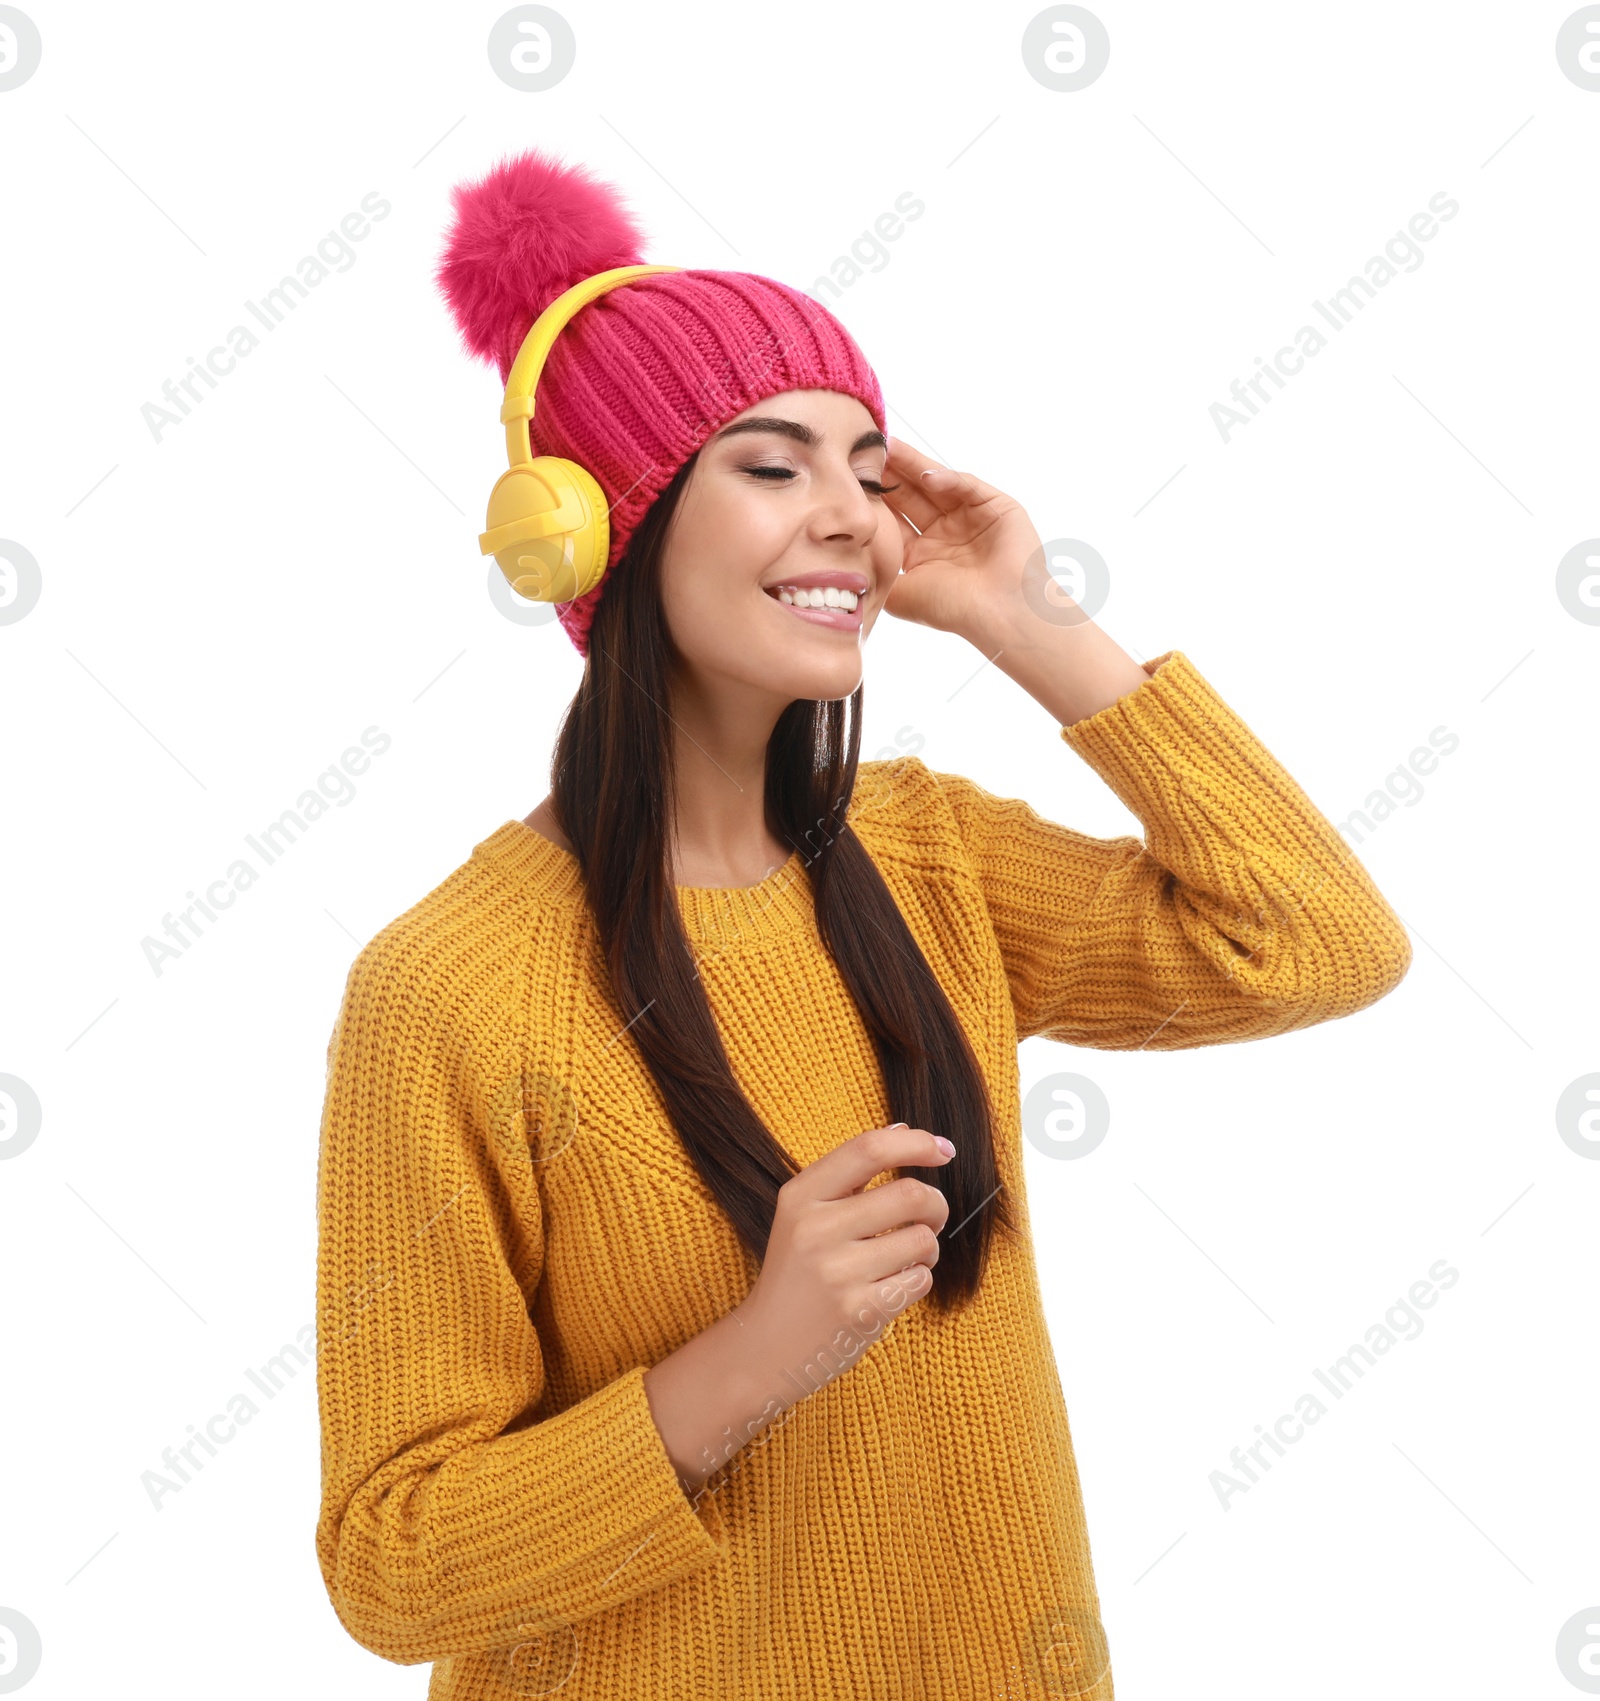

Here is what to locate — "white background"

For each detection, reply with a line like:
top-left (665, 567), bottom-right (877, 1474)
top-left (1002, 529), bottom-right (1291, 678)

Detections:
top-left (2, 2), bottom-right (1597, 1696)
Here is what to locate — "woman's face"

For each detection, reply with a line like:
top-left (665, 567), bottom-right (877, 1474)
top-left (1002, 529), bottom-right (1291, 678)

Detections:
top-left (656, 388), bottom-right (904, 704)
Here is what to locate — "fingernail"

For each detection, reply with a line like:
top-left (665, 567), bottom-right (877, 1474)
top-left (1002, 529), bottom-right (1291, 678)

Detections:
top-left (934, 1136), bottom-right (955, 1157)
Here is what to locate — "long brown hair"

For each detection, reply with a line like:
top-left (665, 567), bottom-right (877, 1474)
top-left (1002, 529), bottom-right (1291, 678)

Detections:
top-left (549, 453), bottom-right (1019, 1312)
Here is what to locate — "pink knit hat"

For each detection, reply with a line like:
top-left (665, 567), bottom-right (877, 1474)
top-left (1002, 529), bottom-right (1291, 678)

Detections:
top-left (435, 149), bottom-right (888, 656)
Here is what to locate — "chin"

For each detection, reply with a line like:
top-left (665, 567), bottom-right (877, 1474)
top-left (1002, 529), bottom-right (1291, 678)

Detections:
top-left (798, 669), bottom-right (865, 704)
top-left (797, 655), bottom-right (867, 701)
top-left (732, 638), bottom-right (864, 703)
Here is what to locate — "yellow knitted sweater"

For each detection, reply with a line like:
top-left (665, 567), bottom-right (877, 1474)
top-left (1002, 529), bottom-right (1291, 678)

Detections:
top-left (313, 649), bottom-right (1410, 1700)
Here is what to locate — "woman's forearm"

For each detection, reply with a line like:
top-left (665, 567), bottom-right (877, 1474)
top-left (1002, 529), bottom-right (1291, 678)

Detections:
top-left (974, 602), bottom-right (1154, 728)
top-left (641, 1304), bottom-right (804, 1495)
top-left (642, 1269), bottom-right (919, 1497)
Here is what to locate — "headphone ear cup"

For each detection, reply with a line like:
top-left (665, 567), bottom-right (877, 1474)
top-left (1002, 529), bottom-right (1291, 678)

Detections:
top-left (555, 459), bottom-right (611, 599)
top-left (480, 456), bottom-right (612, 603)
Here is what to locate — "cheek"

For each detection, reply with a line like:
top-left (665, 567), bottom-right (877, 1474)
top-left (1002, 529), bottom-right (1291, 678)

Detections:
top-left (870, 511), bottom-right (904, 586)
top-left (657, 489), bottom-right (774, 648)
top-left (664, 481), bottom-right (787, 598)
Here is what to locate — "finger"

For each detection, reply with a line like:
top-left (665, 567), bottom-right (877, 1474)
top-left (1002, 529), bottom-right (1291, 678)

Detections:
top-left (877, 483), bottom-right (945, 534)
top-left (834, 1175), bottom-right (950, 1242)
top-left (852, 1223), bottom-right (942, 1288)
top-left (880, 474), bottom-right (945, 534)
top-left (884, 504), bottom-right (929, 552)
top-left (866, 1261), bottom-right (934, 1313)
top-left (798, 1124), bottom-right (951, 1203)
top-left (884, 435), bottom-right (943, 479)
top-left (914, 464), bottom-right (999, 518)
top-left (886, 438), bottom-right (1006, 516)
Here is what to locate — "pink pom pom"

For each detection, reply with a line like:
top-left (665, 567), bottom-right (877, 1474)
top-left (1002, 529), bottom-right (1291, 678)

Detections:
top-left (435, 148), bottom-right (647, 381)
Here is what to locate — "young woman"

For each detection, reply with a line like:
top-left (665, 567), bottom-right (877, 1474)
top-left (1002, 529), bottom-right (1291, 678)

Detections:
top-left (313, 152), bottom-right (1410, 1700)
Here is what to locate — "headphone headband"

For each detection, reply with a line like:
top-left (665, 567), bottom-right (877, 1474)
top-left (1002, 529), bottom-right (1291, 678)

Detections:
top-left (479, 262), bottom-right (681, 610)
top-left (498, 264), bottom-right (680, 467)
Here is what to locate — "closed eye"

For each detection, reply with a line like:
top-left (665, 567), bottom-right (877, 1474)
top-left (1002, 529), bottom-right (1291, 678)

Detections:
top-left (739, 464), bottom-right (901, 497)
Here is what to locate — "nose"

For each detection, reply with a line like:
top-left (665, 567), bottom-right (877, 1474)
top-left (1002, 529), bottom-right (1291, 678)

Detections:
top-left (807, 462), bottom-right (883, 546)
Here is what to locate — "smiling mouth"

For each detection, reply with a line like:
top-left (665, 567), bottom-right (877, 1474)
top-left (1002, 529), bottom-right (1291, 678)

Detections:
top-left (763, 582), bottom-right (864, 631)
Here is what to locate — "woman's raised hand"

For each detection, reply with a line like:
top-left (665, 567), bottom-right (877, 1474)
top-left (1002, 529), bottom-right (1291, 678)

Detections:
top-left (877, 437), bottom-right (1047, 644)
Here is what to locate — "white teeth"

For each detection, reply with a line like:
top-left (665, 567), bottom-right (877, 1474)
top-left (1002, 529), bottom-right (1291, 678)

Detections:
top-left (771, 585), bottom-right (860, 611)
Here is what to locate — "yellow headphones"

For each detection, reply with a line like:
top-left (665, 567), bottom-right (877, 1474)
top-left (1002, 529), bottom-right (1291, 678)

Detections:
top-left (478, 263), bottom-right (681, 603)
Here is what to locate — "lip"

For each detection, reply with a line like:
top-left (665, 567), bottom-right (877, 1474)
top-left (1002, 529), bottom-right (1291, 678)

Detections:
top-left (761, 570), bottom-right (870, 633)
top-left (762, 570), bottom-right (871, 594)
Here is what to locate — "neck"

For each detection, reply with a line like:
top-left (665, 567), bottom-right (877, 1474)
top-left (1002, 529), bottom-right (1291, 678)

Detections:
top-left (664, 666), bottom-right (793, 889)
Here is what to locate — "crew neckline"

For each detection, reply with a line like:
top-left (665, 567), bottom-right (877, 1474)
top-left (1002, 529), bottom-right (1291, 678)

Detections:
top-left (472, 818), bottom-right (816, 950)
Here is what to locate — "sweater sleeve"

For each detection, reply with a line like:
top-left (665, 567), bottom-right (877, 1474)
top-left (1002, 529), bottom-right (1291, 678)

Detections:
top-left (928, 648), bottom-right (1412, 1049)
top-left (313, 933), bottom-right (728, 1667)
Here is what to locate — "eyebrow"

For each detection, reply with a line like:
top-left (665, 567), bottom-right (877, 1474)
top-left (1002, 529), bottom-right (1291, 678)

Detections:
top-left (712, 416), bottom-right (887, 454)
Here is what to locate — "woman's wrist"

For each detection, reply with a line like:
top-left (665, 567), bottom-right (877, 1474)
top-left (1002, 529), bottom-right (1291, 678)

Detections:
top-left (962, 599), bottom-right (1154, 728)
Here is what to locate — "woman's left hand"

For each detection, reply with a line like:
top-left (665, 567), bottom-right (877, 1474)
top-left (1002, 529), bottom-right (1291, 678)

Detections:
top-left (877, 437), bottom-right (1047, 646)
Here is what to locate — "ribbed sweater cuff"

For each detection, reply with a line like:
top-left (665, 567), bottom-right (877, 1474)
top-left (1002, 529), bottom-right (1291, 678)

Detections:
top-left (1058, 648), bottom-right (1349, 868)
top-left (425, 1364), bottom-right (727, 1634)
